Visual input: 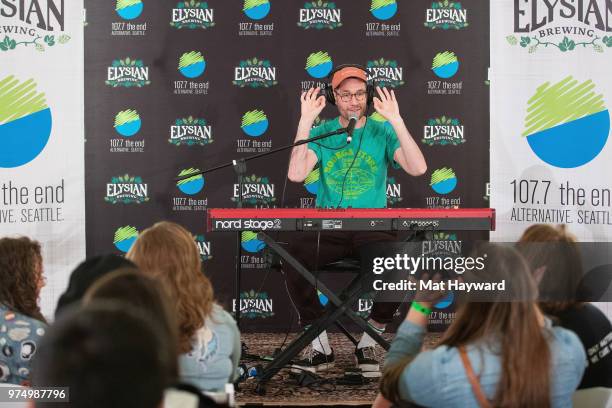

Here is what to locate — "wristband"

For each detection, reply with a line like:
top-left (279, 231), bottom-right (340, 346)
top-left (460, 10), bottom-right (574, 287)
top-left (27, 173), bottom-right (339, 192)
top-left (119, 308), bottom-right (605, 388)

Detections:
top-left (412, 301), bottom-right (432, 316)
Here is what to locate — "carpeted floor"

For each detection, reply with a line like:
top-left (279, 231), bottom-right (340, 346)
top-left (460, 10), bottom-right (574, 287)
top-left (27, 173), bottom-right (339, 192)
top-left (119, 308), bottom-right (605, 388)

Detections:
top-left (236, 332), bottom-right (441, 407)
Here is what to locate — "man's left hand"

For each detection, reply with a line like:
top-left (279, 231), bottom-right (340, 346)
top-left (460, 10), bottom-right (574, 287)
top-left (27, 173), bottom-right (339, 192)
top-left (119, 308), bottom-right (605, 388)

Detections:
top-left (373, 86), bottom-right (401, 123)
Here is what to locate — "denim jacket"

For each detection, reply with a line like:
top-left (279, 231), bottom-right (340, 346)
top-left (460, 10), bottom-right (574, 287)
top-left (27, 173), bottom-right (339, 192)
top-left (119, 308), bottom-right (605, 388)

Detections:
top-left (385, 319), bottom-right (587, 407)
top-left (179, 304), bottom-right (241, 391)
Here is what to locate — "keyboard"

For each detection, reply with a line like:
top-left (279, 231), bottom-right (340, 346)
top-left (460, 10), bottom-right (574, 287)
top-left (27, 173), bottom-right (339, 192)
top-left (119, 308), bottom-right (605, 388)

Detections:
top-left (207, 208), bottom-right (495, 232)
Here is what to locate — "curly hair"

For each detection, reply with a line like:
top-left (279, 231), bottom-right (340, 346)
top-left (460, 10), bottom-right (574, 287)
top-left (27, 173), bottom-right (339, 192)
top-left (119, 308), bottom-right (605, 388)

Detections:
top-left (0, 236), bottom-right (45, 322)
top-left (126, 221), bottom-right (214, 354)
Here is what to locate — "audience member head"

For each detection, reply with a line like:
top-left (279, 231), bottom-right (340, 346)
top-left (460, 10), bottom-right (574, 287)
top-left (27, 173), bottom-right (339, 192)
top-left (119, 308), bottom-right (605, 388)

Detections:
top-left (127, 221), bottom-right (214, 353)
top-left (0, 236), bottom-right (45, 322)
top-left (32, 302), bottom-right (173, 408)
top-left (55, 254), bottom-right (135, 318)
top-left (516, 224), bottom-right (582, 313)
top-left (84, 267), bottom-right (179, 378)
top-left (382, 244), bottom-right (551, 408)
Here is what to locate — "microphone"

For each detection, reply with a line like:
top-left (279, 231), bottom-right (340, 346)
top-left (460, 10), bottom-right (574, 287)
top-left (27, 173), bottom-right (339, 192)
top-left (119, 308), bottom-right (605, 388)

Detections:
top-left (346, 114), bottom-right (358, 144)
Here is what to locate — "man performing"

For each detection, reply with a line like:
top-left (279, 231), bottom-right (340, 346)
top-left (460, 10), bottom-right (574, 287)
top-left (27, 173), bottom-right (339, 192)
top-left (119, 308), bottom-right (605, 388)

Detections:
top-left (285, 64), bottom-right (427, 377)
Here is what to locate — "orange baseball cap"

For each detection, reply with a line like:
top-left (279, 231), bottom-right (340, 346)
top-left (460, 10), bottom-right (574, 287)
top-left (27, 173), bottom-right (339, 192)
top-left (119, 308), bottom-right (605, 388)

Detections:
top-left (331, 66), bottom-right (367, 90)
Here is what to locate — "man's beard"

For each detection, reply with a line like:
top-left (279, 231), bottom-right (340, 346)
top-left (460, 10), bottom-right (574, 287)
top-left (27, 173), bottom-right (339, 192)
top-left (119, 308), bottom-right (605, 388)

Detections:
top-left (343, 106), bottom-right (366, 119)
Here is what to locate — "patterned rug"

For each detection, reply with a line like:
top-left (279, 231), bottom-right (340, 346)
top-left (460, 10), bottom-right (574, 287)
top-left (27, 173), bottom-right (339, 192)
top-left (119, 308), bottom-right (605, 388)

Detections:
top-left (236, 332), bottom-right (441, 407)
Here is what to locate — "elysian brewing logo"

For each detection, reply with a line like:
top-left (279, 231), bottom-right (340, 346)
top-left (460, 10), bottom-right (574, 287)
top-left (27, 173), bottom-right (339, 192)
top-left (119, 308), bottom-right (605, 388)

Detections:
top-left (0, 0), bottom-right (70, 52)
top-left (357, 292), bottom-right (374, 319)
top-left (232, 290), bottom-right (274, 319)
top-left (298, 0), bottom-right (342, 30)
top-left (423, 116), bottom-right (465, 146)
top-left (424, 0), bottom-right (468, 30)
top-left (367, 58), bottom-right (404, 88)
top-left (171, 0), bottom-right (214, 29)
top-left (386, 177), bottom-right (402, 205)
top-left (356, 292), bottom-right (400, 319)
top-left (194, 234), bottom-right (212, 261)
top-left (169, 116), bottom-right (212, 146)
top-left (507, 0), bottom-right (612, 53)
top-left (233, 57), bottom-right (277, 88)
top-left (232, 174), bottom-right (276, 207)
top-left (106, 58), bottom-right (150, 88)
top-left (422, 232), bottom-right (461, 257)
top-left (105, 174), bottom-right (149, 204)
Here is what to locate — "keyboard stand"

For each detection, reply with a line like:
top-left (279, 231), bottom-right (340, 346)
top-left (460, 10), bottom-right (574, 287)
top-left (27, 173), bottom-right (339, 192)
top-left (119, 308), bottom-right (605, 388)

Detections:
top-left (254, 232), bottom-right (390, 395)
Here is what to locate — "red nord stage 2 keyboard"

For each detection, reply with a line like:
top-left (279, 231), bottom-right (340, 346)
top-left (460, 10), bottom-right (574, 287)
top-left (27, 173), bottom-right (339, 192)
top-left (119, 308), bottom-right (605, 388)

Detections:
top-left (207, 208), bottom-right (495, 232)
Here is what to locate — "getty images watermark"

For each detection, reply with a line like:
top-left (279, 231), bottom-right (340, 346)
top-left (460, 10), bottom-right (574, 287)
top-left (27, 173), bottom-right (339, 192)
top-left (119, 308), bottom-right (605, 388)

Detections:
top-left (370, 253), bottom-right (505, 292)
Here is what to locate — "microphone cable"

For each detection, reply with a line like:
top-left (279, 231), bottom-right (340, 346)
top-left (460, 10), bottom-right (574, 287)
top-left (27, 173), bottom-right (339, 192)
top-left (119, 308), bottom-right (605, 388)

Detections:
top-left (335, 115), bottom-right (368, 209)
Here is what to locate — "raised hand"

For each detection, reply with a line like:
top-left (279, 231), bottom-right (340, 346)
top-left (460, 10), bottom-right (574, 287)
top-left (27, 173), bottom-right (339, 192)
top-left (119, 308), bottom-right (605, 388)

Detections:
top-left (300, 87), bottom-right (326, 122)
top-left (373, 86), bottom-right (401, 123)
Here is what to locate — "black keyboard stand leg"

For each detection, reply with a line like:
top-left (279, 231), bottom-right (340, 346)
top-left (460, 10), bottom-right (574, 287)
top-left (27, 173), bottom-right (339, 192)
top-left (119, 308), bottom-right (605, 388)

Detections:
top-left (256, 302), bottom-right (349, 394)
top-left (335, 321), bottom-right (358, 346)
top-left (254, 232), bottom-right (390, 394)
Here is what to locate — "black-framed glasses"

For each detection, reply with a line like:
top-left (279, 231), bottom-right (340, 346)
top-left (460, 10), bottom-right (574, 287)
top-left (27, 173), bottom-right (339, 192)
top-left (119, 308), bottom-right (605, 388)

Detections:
top-left (334, 90), bottom-right (367, 103)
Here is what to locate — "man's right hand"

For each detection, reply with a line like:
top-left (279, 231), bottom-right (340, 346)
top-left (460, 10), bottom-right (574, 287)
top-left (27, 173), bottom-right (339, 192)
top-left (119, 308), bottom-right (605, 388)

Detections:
top-left (300, 87), bottom-right (326, 123)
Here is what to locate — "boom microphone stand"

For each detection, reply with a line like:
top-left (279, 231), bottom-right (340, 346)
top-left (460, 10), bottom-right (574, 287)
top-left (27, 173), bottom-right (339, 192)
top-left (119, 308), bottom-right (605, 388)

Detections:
top-left (175, 125), bottom-right (352, 328)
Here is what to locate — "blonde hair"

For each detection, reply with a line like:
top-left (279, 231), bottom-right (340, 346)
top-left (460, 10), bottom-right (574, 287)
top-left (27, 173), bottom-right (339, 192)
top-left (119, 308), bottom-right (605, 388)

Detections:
top-left (127, 221), bottom-right (214, 353)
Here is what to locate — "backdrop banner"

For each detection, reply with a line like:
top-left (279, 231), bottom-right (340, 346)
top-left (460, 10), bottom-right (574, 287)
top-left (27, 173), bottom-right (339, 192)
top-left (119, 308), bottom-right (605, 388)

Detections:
top-left (490, 0), bottom-right (612, 317)
top-left (83, 0), bottom-right (489, 330)
top-left (0, 0), bottom-right (85, 317)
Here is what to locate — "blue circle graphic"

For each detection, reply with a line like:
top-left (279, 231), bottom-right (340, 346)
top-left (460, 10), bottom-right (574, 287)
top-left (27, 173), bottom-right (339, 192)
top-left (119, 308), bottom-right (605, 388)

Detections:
top-left (179, 61), bottom-right (206, 79)
top-left (242, 119), bottom-right (269, 137)
top-left (115, 118), bottom-right (141, 137)
top-left (117, 2), bottom-right (143, 20)
top-left (305, 182), bottom-right (319, 195)
top-left (177, 177), bottom-right (205, 195)
top-left (306, 61), bottom-right (333, 79)
top-left (0, 108), bottom-right (52, 168)
top-left (244, 3), bottom-right (270, 20)
top-left (431, 177), bottom-right (457, 195)
top-left (371, 3), bottom-right (397, 20)
top-left (434, 292), bottom-right (454, 309)
top-left (242, 238), bottom-right (266, 253)
top-left (527, 110), bottom-right (609, 168)
top-left (433, 61), bottom-right (459, 79)
top-left (115, 236), bottom-right (137, 253)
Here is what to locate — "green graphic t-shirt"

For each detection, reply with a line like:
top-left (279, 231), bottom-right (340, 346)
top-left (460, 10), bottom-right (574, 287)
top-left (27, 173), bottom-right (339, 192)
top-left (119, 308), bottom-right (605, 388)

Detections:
top-left (307, 117), bottom-right (401, 208)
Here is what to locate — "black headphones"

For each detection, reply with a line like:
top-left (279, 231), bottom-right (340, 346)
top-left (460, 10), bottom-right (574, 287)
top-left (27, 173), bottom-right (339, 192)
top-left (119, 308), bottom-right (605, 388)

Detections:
top-left (324, 64), bottom-right (376, 106)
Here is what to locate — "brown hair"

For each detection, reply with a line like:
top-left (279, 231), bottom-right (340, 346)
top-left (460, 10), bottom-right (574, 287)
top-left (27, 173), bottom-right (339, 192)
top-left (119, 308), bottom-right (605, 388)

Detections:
top-left (0, 236), bottom-right (45, 322)
top-left (381, 245), bottom-right (552, 408)
top-left (84, 267), bottom-right (179, 379)
top-left (517, 224), bottom-right (582, 314)
top-left (126, 221), bottom-right (214, 353)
